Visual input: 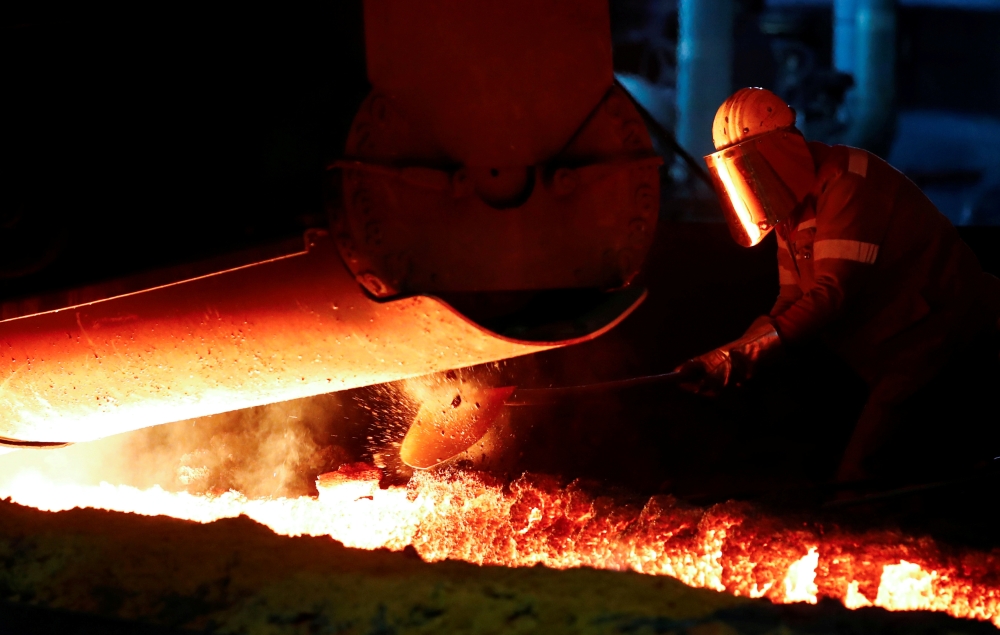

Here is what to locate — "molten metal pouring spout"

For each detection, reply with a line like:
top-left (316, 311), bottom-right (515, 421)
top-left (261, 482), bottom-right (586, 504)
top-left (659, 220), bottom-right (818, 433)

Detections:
top-left (0, 229), bottom-right (643, 447)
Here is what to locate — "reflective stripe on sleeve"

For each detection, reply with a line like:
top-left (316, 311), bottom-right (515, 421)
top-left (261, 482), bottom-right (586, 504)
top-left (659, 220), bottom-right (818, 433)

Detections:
top-left (848, 148), bottom-right (869, 177)
top-left (779, 266), bottom-right (798, 285)
top-left (813, 239), bottom-right (879, 264)
top-left (797, 218), bottom-right (816, 230)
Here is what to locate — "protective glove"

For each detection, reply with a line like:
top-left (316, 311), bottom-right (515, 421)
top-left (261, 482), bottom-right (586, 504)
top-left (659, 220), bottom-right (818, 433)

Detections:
top-left (675, 316), bottom-right (782, 396)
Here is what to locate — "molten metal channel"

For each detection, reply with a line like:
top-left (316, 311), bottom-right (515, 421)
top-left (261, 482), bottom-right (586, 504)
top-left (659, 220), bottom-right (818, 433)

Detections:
top-left (0, 229), bottom-right (642, 446)
top-left (2, 465), bottom-right (997, 626)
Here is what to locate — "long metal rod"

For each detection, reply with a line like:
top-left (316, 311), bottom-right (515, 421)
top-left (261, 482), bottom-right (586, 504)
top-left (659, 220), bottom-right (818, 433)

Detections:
top-left (505, 370), bottom-right (689, 406)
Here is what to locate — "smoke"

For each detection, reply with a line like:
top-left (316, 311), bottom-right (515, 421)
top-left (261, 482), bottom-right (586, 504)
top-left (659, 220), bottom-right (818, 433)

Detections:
top-left (0, 392), bottom-right (363, 499)
top-left (126, 394), bottom-right (353, 497)
top-left (0, 359), bottom-right (536, 500)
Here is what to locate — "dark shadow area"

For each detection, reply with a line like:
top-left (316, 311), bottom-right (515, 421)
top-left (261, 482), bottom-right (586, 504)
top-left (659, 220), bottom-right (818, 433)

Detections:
top-left (437, 286), bottom-right (646, 343)
top-left (0, 599), bottom-right (197, 635)
top-left (2, 6), bottom-right (369, 301)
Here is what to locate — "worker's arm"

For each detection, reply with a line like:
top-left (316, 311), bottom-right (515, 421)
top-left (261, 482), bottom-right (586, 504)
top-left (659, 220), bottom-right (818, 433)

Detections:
top-left (772, 161), bottom-right (880, 344)
top-left (675, 314), bottom-right (782, 395)
top-left (678, 149), bottom-right (884, 395)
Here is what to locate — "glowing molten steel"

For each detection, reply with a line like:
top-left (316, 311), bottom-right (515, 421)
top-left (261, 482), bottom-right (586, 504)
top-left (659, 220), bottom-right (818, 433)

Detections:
top-left (2, 465), bottom-right (997, 627)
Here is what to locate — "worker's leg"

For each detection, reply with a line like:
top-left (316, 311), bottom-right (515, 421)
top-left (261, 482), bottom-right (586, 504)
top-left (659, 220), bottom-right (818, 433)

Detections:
top-left (835, 374), bottom-right (912, 483)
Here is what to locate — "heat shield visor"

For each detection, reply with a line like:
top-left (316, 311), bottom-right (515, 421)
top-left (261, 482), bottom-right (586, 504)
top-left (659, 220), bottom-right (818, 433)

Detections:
top-left (704, 130), bottom-right (813, 247)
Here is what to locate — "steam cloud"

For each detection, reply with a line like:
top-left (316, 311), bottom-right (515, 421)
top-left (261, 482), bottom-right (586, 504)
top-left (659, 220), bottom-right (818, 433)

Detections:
top-left (0, 393), bottom-right (362, 498)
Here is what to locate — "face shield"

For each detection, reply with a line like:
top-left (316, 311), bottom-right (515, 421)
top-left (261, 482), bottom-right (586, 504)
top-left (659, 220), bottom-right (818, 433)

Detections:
top-left (704, 129), bottom-right (816, 247)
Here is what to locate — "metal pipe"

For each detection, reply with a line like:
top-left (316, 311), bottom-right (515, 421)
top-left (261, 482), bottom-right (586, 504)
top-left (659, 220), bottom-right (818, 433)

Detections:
top-left (835, 0), bottom-right (896, 151)
top-left (675, 0), bottom-right (735, 163)
top-left (833, 0), bottom-right (858, 76)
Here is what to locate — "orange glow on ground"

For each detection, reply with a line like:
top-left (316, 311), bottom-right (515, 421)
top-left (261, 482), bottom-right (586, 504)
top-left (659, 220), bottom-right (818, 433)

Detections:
top-left (1, 465), bottom-right (997, 627)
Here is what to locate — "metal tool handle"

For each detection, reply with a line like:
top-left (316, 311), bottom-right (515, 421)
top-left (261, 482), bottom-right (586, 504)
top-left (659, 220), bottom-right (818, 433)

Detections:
top-left (504, 369), bottom-right (697, 406)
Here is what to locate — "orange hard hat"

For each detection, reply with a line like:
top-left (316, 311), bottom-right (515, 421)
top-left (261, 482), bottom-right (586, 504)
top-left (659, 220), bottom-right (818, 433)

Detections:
top-left (712, 87), bottom-right (796, 151)
top-left (704, 88), bottom-right (814, 247)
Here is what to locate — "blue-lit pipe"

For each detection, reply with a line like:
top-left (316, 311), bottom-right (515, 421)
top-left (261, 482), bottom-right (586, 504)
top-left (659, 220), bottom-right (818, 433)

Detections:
top-left (675, 0), bottom-right (735, 161)
top-left (835, 0), bottom-right (896, 150)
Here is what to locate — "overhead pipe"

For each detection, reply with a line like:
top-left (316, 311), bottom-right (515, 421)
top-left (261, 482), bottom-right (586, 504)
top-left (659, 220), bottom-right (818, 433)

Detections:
top-left (834, 0), bottom-right (897, 152)
top-left (675, 0), bottom-right (735, 214)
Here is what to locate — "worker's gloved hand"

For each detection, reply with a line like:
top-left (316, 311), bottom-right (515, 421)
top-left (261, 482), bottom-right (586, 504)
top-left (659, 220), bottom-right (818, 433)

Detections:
top-left (675, 316), bottom-right (783, 397)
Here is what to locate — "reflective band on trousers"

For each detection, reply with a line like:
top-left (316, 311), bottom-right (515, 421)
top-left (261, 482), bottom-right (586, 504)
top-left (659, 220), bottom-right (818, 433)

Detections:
top-left (813, 239), bottom-right (879, 264)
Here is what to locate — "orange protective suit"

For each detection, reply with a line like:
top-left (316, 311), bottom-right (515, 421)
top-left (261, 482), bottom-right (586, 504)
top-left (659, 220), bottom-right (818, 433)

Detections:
top-left (770, 141), bottom-right (1000, 480)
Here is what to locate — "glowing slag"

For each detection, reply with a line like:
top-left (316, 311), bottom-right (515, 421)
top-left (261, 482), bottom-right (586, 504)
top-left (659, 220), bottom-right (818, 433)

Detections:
top-left (1, 464), bottom-right (997, 627)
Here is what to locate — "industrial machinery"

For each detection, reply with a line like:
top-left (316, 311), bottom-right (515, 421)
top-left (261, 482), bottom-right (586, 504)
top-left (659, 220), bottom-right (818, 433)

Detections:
top-left (0, 1), bottom-right (660, 452)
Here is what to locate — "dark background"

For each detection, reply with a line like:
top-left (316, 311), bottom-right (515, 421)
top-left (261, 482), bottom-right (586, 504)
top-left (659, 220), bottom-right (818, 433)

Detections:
top-left (2, 7), bottom-right (369, 300)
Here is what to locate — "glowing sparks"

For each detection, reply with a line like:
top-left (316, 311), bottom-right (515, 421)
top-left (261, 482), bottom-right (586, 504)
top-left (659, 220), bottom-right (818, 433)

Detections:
top-left (1, 466), bottom-right (997, 627)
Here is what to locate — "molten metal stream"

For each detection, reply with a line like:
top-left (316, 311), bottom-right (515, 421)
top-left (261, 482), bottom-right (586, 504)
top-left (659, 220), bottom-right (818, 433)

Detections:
top-left (1, 465), bottom-right (997, 626)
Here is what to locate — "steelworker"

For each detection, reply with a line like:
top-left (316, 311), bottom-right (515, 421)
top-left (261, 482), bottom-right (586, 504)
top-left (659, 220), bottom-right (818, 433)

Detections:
top-left (677, 87), bottom-right (1000, 482)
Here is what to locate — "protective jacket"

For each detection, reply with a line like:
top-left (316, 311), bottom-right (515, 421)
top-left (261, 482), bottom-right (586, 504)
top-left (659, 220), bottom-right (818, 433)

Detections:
top-left (771, 141), bottom-right (998, 388)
